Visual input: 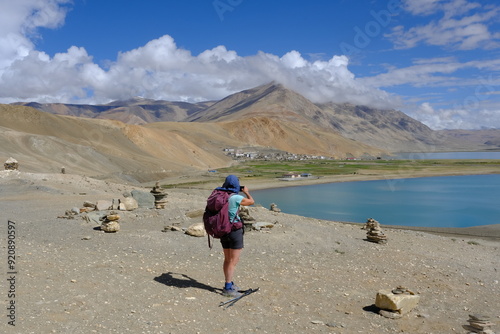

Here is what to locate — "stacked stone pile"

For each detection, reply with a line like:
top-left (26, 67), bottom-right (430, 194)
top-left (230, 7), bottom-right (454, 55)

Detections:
top-left (465, 314), bottom-right (496, 334)
top-left (239, 205), bottom-right (255, 231)
top-left (270, 203), bottom-right (281, 212)
top-left (150, 181), bottom-right (168, 209)
top-left (100, 212), bottom-right (120, 233)
top-left (364, 218), bottom-right (387, 244)
top-left (4, 157), bottom-right (18, 170)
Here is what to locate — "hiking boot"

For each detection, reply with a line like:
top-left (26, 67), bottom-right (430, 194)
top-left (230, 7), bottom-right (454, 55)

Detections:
top-left (222, 287), bottom-right (242, 298)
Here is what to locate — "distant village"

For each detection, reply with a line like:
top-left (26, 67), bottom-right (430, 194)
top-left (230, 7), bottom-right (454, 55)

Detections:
top-left (222, 147), bottom-right (331, 161)
top-left (220, 147), bottom-right (376, 181)
top-left (222, 147), bottom-right (377, 162)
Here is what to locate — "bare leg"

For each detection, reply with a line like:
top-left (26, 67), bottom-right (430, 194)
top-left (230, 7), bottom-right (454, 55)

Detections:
top-left (223, 248), bottom-right (242, 284)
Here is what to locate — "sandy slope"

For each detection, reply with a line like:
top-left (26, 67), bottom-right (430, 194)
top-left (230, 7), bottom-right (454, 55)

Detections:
top-left (0, 171), bottom-right (498, 334)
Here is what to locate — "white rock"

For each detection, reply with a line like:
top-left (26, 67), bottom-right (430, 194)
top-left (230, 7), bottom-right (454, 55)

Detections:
top-left (253, 222), bottom-right (275, 230)
top-left (120, 197), bottom-right (138, 211)
top-left (101, 221), bottom-right (120, 233)
top-left (96, 200), bottom-right (112, 211)
top-left (185, 223), bottom-right (206, 237)
top-left (375, 289), bottom-right (420, 314)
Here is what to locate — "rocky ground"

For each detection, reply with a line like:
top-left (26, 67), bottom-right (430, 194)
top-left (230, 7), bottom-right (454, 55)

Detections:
top-left (0, 170), bottom-right (499, 334)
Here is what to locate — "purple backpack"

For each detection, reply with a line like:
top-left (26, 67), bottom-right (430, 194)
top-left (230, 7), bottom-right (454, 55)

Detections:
top-left (203, 189), bottom-right (243, 248)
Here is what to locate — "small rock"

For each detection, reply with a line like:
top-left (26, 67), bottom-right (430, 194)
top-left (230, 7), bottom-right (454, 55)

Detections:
top-left (379, 309), bottom-right (403, 319)
top-left (162, 226), bottom-right (182, 232)
top-left (185, 223), bottom-right (206, 237)
top-left (106, 214), bottom-right (120, 221)
top-left (101, 220), bottom-right (120, 233)
top-left (83, 201), bottom-right (96, 208)
top-left (253, 222), bottom-right (275, 230)
top-left (96, 200), bottom-right (112, 211)
top-left (120, 197), bottom-right (138, 211)
top-left (112, 198), bottom-right (120, 210)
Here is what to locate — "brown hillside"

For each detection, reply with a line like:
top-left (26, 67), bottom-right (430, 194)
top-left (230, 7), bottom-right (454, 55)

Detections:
top-left (1, 105), bottom-right (384, 183)
top-left (219, 117), bottom-right (384, 157)
top-left (0, 105), bottom-right (232, 182)
top-left (12, 83), bottom-right (500, 154)
top-left (187, 83), bottom-right (328, 125)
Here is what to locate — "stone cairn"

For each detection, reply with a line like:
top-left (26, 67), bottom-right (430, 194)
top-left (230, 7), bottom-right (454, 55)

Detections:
top-left (465, 314), bottom-right (496, 334)
top-left (270, 203), bottom-right (281, 213)
top-left (150, 181), bottom-right (168, 209)
top-left (4, 157), bottom-right (18, 170)
top-left (364, 218), bottom-right (388, 244)
top-left (100, 212), bottom-right (120, 233)
top-left (239, 205), bottom-right (255, 231)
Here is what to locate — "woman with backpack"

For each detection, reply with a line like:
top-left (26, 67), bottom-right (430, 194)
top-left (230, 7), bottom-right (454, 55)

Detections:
top-left (215, 175), bottom-right (254, 297)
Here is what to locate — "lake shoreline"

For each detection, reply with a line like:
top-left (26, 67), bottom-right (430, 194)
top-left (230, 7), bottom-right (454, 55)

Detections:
top-left (1, 171), bottom-right (499, 332)
top-left (338, 221), bottom-right (500, 241)
top-left (242, 171), bottom-right (500, 241)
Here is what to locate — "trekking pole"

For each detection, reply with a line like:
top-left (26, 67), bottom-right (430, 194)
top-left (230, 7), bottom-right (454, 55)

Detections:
top-left (219, 288), bottom-right (259, 309)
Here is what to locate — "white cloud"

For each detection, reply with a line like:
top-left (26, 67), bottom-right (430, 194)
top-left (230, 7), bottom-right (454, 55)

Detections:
top-left (360, 57), bottom-right (500, 90)
top-left (390, 0), bottom-right (500, 50)
top-left (0, 6), bottom-right (398, 109)
top-left (403, 0), bottom-right (442, 16)
top-left (0, 0), bottom-right (70, 70)
top-left (410, 102), bottom-right (500, 129)
top-left (1, 0), bottom-right (499, 130)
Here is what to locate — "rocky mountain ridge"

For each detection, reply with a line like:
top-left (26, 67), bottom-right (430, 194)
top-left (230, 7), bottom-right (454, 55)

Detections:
top-left (3, 83), bottom-right (499, 183)
top-left (0, 103), bottom-right (383, 183)
top-left (13, 83), bottom-right (500, 153)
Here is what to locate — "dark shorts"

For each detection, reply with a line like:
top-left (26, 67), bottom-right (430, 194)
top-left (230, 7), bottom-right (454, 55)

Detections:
top-left (220, 228), bottom-right (244, 249)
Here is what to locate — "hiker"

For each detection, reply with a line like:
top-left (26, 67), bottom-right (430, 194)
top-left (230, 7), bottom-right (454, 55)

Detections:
top-left (216, 175), bottom-right (254, 297)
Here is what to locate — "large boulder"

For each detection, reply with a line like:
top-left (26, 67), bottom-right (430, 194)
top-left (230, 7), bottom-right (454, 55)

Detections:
top-left (375, 289), bottom-right (420, 314)
top-left (131, 190), bottom-right (155, 208)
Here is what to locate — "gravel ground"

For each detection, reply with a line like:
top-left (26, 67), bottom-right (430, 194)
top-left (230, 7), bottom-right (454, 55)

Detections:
top-left (0, 170), bottom-right (499, 334)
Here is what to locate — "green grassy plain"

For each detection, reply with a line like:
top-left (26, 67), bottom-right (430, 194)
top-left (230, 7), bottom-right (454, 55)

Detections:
top-left (162, 158), bottom-right (500, 189)
top-left (219, 158), bottom-right (499, 178)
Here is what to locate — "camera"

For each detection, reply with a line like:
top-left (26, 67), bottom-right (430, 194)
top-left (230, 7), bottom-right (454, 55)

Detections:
top-left (240, 186), bottom-right (244, 191)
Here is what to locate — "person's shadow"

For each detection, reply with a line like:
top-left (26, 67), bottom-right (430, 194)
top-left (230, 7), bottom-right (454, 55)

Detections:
top-left (154, 272), bottom-right (221, 294)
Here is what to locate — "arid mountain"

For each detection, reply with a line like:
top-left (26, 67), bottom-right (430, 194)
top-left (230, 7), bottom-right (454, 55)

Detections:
top-left (315, 102), bottom-right (449, 152)
top-left (186, 83), bottom-right (452, 152)
top-left (437, 129), bottom-right (500, 150)
top-left (13, 97), bottom-right (212, 125)
top-left (0, 105), bottom-right (234, 182)
top-left (5, 83), bottom-right (500, 182)
top-left (186, 83), bottom-right (319, 123)
top-left (0, 104), bottom-right (385, 183)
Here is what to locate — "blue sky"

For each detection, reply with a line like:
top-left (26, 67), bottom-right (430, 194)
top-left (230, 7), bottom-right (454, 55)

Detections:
top-left (1, 0), bottom-right (500, 129)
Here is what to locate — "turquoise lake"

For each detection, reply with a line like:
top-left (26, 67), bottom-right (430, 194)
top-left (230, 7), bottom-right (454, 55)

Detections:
top-left (252, 174), bottom-right (500, 228)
